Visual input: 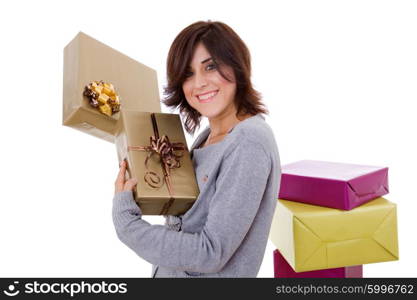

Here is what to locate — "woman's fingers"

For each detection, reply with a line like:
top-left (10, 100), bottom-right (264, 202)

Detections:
top-left (124, 178), bottom-right (138, 191)
top-left (115, 160), bottom-right (138, 193)
top-left (115, 160), bottom-right (127, 193)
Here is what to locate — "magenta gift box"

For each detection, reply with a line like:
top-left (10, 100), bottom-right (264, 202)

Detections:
top-left (274, 249), bottom-right (363, 278)
top-left (278, 160), bottom-right (388, 210)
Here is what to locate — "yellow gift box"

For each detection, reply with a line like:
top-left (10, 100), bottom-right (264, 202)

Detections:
top-left (269, 197), bottom-right (399, 272)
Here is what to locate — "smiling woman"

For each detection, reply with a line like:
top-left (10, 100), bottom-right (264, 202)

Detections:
top-left (163, 20), bottom-right (268, 136)
top-left (181, 43), bottom-right (237, 126)
top-left (112, 20), bottom-right (281, 278)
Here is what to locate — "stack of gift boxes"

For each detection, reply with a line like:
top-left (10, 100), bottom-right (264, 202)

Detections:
top-left (63, 32), bottom-right (199, 216)
top-left (269, 160), bottom-right (399, 278)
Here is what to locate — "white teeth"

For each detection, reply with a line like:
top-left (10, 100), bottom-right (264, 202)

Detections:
top-left (198, 91), bottom-right (217, 100)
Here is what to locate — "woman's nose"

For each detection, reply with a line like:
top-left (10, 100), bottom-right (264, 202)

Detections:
top-left (194, 71), bottom-right (207, 88)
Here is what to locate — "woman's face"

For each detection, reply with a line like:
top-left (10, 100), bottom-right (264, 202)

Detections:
top-left (182, 42), bottom-right (237, 120)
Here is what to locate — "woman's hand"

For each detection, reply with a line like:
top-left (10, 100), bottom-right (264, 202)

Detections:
top-left (114, 160), bottom-right (138, 194)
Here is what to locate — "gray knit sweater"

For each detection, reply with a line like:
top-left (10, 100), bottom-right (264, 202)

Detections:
top-left (112, 114), bottom-right (281, 277)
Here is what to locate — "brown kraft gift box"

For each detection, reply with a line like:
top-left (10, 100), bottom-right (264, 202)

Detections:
top-left (115, 110), bottom-right (199, 215)
top-left (62, 32), bottom-right (161, 143)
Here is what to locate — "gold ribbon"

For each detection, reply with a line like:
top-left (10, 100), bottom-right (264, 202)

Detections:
top-left (128, 113), bottom-right (185, 215)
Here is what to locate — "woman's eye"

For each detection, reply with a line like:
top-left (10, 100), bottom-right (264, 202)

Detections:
top-left (184, 71), bottom-right (193, 78)
top-left (184, 64), bottom-right (216, 79)
top-left (206, 63), bottom-right (217, 71)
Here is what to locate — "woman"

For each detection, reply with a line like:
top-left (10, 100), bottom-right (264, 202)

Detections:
top-left (113, 20), bottom-right (281, 278)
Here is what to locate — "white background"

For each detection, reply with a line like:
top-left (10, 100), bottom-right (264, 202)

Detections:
top-left (0, 0), bottom-right (416, 277)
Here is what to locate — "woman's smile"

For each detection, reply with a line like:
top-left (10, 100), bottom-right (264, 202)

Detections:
top-left (196, 90), bottom-right (219, 103)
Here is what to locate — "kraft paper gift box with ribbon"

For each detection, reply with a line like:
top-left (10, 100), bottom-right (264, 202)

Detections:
top-left (278, 160), bottom-right (389, 210)
top-left (63, 32), bottom-right (161, 143)
top-left (115, 110), bottom-right (199, 215)
top-left (269, 197), bottom-right (398, 272)
top-left (273, 249), bottom-right (363, 278)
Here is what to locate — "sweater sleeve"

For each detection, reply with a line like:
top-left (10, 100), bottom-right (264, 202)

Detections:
top-left (112, 138), bottom-right (271, 273)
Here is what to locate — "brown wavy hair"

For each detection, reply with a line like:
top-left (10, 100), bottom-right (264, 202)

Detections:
top-left (163, 20), bottom-right (268, 134)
